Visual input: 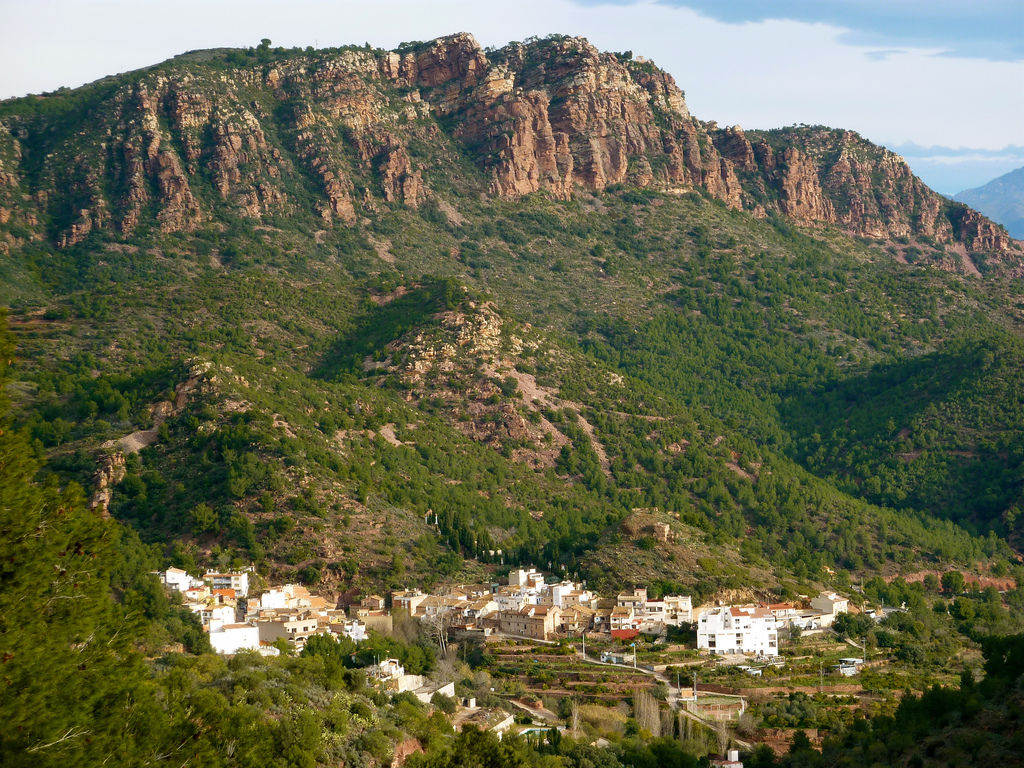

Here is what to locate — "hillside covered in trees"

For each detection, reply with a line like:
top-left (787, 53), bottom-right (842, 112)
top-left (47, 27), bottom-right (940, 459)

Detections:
top-left (2, 33), bottom-right (1024, 767)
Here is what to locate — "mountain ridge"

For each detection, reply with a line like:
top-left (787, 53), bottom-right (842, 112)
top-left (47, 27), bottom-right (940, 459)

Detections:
top-left (0, 33), bottom-right (1020, 275)
top-left (956, 165), bottom-right (1024, 240)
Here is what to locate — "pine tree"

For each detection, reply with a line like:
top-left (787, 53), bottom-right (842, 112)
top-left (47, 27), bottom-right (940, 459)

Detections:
top-left (0, 315), bottom-right (155, 766)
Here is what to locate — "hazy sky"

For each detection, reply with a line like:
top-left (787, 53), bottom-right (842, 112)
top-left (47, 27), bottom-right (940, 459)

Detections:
top-left (2, 0), bottom-right (1021, 192)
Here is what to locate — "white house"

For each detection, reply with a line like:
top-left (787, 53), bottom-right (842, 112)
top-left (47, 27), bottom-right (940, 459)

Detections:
top-left (711, 749), bottom-right (744, 768)
top-left (810, 592), bottom-right (849, 627)
top-left (663, 595), bottom-right (693, 625)
top-left (610, 606), bottom-right (641, 633)
top-left (790, 610), bottom-right (826, 631)
top-left (256, 614), bottom-right (324, 650)
top-left (376, 658), bottom-right (406, 680)
top-left (416, 595), bottom-right (470, 618)
top-left (202, 603), bottom-right (238, 630)
top-left (545, 582), bottom-right (592, 609)
top-left (161, 567), bottom-right (195, 592)
top-left (697, 605), bottom-right (779, 657)
top-left (613, 588), bottom-right (691, 631)
top-left (811, 592), bottom-right (849, 615)
top-left (767, 603), bottom-right (799, 621)
top-left (205, 569), bottom-right (250, 598)
top-left (835, 658), bottom-right (864, 677)
top-left (508, 568), bottom-right (545, 591)
top-left (465, 597), bottom-right (498, 620)
top-left (494, 585), bottom-right (533, 612)
top-left (255, 587), bottom-right (288, 612)
top-left (182, 584), bottom-right (211, 604)
top-left (249, 583), bottom-right (327, 616)
top-left (616, 588), bottom-right (647, 611)
top-left (413, 680), bottom-right (456, 705)
top-left (641, 597), bottom-right (666, 621)
top-left (209, 623), bottom-right (260, 654)
top-left (333, 619), bottom-right (368, 643)
top-left (392, 590), bottom-right (428, 615)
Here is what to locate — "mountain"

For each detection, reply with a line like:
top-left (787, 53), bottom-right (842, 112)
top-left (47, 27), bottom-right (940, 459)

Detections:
top-left (956, 165), bottom-right (1024, 239)
top-left (1, 33), bottom-right (1023, 600)
top-left (1, 34), bottom-right (1019, 273)
top-left (5, 31), bottom-right (1024, 768)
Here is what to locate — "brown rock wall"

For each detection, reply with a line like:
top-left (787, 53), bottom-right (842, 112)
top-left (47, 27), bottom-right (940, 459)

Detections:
top-left (3, 33), bottom-right (1019, 273)
top-left (776, 146), bottom-right (836, 223)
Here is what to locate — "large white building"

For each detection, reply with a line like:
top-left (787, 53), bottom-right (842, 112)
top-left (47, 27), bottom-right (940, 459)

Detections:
top-left (248, 583), bottom-right (329, 616)
top-left (544, 581), bottom-right (592, 609)
top-left (697, 605), bottom-right (779, 657)
top-left (209, 623), bottom-right (261, 654)
top-left (200, 603), bottom-right (237, 631)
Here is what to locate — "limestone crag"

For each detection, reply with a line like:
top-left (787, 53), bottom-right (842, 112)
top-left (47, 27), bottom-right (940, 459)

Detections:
top-left (776, 147), bottom-right (836, 223)
top-left (377, 143), bottom-right (423, 207)
top-left (949, 205), bottom-right (1016, 254)
top-left (713, 125), bottom-right (756, 172)
top-left (0, 32), bottom-right (1019, 273)
top-left (91, 452), bottom-right (126, 515)
top-left (442, 36), bottom-right (730, 199)
top-left (117, 83), bottom-right (202, 234)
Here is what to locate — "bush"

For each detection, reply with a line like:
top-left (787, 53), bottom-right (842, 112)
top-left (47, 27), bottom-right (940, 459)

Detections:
top-left (431, 692), bottom-right (457, 714)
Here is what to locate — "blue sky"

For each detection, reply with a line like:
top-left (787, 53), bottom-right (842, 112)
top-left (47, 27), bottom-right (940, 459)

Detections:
top-left (1, 0), bottom-right (1021, 192)
top-left (624, 0), bottom-right (1024, 61)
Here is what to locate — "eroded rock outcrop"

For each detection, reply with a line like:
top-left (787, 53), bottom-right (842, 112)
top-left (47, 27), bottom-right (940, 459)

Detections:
top-left (776, 146), bottom-right (836, 223)
top-left (439, 37), bottom-right (730, 199)
top-left (0, 32), bottom-right (1019, 273)
top-left (378, 143), bottom-right (423, 207)
top-left (91, 452), bottom-right (126, 516)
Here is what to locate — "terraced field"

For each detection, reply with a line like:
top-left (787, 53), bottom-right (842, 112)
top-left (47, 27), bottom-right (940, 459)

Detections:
top-left (487, 638), bottom-right (660, 702)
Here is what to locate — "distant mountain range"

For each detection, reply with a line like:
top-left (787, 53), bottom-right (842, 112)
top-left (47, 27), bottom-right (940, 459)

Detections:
top-left (957, 166), bottom-right (1024, 239)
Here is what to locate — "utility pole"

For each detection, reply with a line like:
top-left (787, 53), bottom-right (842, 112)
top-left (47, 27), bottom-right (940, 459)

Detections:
top-left (632, 642), bottom-right (637, 669)
top-left (581, 631), bottom-right (586, 659)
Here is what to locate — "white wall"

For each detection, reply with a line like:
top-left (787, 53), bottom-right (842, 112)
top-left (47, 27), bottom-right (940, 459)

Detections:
top-left (210, 625), bottom-right (260, 654)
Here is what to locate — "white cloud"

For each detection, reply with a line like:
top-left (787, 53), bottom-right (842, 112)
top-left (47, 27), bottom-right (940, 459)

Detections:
top-left (912, 153), bottom-right (1024, 167)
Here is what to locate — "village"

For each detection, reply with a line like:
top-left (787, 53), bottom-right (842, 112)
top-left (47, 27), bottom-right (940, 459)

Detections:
top-left (157, 562), bottom-right (896, 762)
top-left (161, 564), bottom-right (865, 670)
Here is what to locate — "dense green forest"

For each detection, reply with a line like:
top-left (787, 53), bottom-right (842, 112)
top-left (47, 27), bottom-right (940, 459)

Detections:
top-left (3, 34), bottom-right (1024, 766)
top-left (4, 401), bottom-right (1024, 766)
top-left (9, 186), bottom-right (1021, 593)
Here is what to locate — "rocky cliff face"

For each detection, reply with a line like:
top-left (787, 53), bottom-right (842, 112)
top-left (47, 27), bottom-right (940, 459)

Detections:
top-left (1, 33), bottom-right (1019, 273)
top-left (0, 122), bottom-right (34, 254)
top-left (724, 125), bottom-right (1019, 260)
